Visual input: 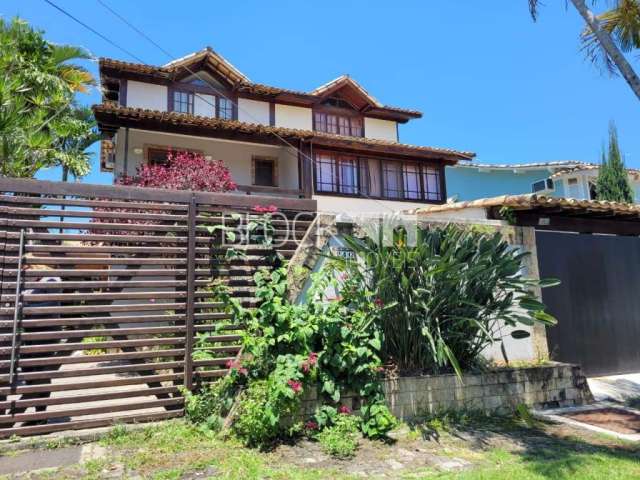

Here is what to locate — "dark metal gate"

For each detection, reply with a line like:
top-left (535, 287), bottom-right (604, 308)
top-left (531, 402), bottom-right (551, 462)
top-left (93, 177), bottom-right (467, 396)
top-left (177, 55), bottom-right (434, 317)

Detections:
top-left (537, 230), bottom-right (640, 376)
top-left (0, 177), bottom-right (315, 437)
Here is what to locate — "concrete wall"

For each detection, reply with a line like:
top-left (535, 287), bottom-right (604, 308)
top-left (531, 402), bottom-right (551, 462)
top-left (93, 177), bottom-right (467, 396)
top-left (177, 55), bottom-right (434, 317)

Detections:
top-left (113, 128), bottom-right (299, 189)
top-left (238, 98), bottom-right (270, 125)
top-left (275, 104), bottom-right (313, 130)
top-left (364, 118), bottom-right (397, 142)
top-left (299, 363), bottom-right (592, 419)
top-left (126, 81), bottom-right (168, 111)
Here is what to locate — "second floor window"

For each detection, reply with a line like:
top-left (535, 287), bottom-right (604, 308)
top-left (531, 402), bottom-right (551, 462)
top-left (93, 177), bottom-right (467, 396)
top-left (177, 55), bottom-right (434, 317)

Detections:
top-left (219, 97), bottom-right (233, 120)
top-left (173, 91), bottom-right (194, 114)
top-left (313, 150), bottom-right (443, 202)
top-left (314, 112), bottom-right (363, 137)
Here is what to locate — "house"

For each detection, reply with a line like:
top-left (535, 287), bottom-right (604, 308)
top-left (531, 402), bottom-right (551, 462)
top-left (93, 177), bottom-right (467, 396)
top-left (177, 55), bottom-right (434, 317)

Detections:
top-left (93, 47), bottom-right (475, 214)
top-left (447, 161), bottom-right (640, 202)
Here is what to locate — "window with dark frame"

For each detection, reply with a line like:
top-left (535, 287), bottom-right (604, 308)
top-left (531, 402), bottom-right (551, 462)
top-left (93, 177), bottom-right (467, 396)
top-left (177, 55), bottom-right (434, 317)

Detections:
top-left (219, 97), bottom-right (233, 120)
top-left (253, 157), bottom-right (277, 187)
top-left (147, 147), bottom-right (172, 166)
top-left (314, 111), bottom-right (363, 137)
top-left (173, 90), bottom-right (194, 114)
top-left (313, 151), bottom-right (443, 202)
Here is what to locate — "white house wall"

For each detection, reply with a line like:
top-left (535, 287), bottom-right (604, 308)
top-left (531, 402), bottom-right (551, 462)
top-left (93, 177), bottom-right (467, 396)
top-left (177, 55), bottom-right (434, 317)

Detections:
top-left (114, 129), bottom-right (299, 190)
top-left (313, 195), bottom-right (428, 215)
top-left (126, 81), bottom-right (168, 111)
top-left (364, 117), bottom-right (397, 142)
top-left (238, 98), bottom-right (270, 125)
top-left (275, 104), bottom-right (312, 130)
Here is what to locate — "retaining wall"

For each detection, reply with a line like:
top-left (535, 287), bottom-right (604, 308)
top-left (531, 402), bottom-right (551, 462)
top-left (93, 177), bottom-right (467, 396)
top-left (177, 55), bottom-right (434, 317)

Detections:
top-left (301, 363), bottom-right (593, 419)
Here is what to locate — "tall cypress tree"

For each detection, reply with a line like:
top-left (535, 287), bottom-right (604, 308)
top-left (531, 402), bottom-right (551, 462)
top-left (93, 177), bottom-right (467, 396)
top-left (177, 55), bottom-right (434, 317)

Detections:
top-left (595, 123), bottom-right (634, 203)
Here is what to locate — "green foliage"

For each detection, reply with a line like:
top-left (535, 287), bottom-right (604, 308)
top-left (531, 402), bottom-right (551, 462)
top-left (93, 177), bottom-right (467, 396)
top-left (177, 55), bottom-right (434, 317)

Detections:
top-left (0, 17), bottom-right (96, 178)
top-left (186, 263), bottom-right (395, 448)
top-left (595, 122), bottom-right (634, 203)
top-left (334, 223), bottom-right (558, 376)
top-left (316, 413), bottom-right (361, 458)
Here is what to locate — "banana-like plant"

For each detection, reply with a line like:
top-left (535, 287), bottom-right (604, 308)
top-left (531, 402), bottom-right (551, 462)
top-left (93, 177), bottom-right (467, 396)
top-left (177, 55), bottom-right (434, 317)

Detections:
top-left (332, 223), bottom-right (559, 377)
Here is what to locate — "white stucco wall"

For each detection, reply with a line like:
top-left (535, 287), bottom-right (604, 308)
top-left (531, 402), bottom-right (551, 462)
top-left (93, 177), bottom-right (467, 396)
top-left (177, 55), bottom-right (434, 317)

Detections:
top-left (313, 195), bottom-right (429, 216)
top-left (113, 128), bottom-right (299, 190)
top-left (126, 81), bottom-right (167, 111)
top-left (238, 98), bottom-right (271, 125)
top-left (194, 94), bottom-right (215, 117)
top-left (364, 117), bottom-right (397, 142)
top-left (275, 104), bottom-right (312, 130)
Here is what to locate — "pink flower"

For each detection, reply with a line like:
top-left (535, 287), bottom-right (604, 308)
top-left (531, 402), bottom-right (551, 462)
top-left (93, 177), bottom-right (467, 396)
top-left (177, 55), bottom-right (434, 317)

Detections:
top-left (238, 367), bottom-right (248, 376)
top-left (376, 366), bottom-right (385, 373)
top-left (305, 420), bottom-right (319, 430)
top-left (374, 298), bottom-right (384, 308)
top-left (308, 352), bottom-right (318, 366)
top-left (225, 359), bottom-right (235, 369)
top-left (252, 204), bottom-right (278, 214)
top-left (338, 405), bottom-right (351, 414)
top-left (287, 379), bottom-right (303, 394)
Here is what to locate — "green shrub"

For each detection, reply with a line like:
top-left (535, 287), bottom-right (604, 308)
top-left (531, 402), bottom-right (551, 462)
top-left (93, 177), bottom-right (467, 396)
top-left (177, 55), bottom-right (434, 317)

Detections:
top-left (334, 223), bottom-right (559, 375)
top-left (317, 414), bottom-right (360, 458)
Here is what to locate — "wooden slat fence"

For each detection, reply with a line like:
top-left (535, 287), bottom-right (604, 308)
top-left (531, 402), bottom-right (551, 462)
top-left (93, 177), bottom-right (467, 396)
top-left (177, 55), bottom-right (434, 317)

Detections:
top-left (0, 177), bottom-right (316, 437)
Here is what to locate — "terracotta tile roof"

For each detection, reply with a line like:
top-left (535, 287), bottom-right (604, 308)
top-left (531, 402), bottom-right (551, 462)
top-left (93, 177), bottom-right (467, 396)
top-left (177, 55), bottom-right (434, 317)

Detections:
top-left (454, 160), bottom-right (589, 170)
top-left (549, 164), bottom-right (640, 179)
top-left (415, 194), bottom-right (640, 216)
top-left (99, 50), bottom-right (422, 119)
top-left (92, 104), bottom-right (474, 161)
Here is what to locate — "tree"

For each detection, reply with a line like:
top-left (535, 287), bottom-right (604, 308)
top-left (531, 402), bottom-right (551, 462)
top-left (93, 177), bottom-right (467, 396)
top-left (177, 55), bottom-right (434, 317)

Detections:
top-left (529, 0), bottom-right (640, 101)
top-left (0, 17), bottom-right (96, 178)
top-left (55, 106), bottom-right (100, 182)
top-left (595, 123), bottom-right (634, 203)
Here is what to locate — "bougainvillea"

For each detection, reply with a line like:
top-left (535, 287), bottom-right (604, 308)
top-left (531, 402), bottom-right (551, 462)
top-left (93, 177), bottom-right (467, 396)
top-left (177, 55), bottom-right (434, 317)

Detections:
top-left (89, 150), bottom-right (236, 238)
top-left (118, 150), bottom-right (236, 192)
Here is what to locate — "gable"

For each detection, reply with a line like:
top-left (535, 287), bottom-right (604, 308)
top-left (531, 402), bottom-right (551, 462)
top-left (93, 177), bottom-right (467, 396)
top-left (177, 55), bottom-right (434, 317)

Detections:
top-left (311, 76), bottom-right (382, 111)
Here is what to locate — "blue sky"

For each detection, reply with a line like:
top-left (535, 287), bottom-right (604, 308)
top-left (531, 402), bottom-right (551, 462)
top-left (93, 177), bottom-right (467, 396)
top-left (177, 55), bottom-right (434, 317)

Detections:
top-left (4, 0), bottom-right (639, 184)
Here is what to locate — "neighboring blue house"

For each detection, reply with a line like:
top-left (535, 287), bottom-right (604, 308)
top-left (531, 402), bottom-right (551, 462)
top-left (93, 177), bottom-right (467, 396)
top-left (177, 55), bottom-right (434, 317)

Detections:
top-left (446, 161), bottom-right (580, 202)
top-left (446, 161), bottom-right (640, 202)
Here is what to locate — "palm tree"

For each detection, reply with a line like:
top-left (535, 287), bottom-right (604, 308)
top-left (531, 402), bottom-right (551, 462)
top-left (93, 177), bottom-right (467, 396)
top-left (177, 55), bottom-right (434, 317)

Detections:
top-left (0, 18), bottom-right (96, 178)
top-left (529, 0), bottom-right (640, 101)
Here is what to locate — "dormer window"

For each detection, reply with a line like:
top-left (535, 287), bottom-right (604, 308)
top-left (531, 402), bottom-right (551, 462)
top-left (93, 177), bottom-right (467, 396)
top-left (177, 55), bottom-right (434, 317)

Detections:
top-left (219, 97), bottom-right (233, 120)
top-left (314, 112), bottom-right (363, 137)
top-left (173, 90), bottom-right (194, 114)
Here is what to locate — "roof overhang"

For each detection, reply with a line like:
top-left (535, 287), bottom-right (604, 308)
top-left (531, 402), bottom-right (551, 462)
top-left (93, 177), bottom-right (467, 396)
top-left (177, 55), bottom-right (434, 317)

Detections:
top-left (93, 104), bottom-right (473, 164)
top-left (415, 194), bottom-right (640, 235)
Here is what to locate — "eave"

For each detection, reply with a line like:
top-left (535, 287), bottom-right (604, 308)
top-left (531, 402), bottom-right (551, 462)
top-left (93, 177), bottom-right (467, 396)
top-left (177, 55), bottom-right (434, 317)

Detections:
top-left (93, 104), bottom-right (473, 164)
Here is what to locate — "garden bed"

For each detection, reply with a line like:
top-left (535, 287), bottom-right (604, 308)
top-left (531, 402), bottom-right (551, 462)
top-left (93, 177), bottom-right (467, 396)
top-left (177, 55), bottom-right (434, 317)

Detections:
top-left (300, 363), bottom-right (593, 419)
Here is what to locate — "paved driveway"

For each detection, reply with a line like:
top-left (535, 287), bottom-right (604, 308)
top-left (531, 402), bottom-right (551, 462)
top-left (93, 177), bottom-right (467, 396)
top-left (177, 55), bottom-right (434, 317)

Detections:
top-left (588, 373), bottom-right (640, 402)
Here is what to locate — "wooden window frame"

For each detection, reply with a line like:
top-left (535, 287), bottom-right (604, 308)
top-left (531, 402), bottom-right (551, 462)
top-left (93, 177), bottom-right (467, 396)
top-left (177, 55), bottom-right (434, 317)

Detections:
top-left (312, 150), bottom-right (445, 204)
top-left (312, 102), bottom-right (365, 137)
top-left (251, 156), bottom-right (279, 187)
top-left (168, 83), bottom-right (238, 120)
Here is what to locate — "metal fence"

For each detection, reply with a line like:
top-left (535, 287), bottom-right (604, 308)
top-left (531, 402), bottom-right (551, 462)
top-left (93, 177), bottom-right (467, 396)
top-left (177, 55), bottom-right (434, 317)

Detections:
top-left (0, 177), bottom-right (316, 437)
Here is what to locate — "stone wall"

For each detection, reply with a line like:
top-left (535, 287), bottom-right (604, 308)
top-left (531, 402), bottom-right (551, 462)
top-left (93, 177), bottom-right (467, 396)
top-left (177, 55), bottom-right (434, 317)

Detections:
top-left (301, 363), bottom-right (593, 419)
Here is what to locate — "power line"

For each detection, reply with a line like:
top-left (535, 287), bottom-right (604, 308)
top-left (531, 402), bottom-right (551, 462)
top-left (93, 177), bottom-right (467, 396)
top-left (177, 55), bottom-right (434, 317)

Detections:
top-left (43, 0), bottom-right (146, 64)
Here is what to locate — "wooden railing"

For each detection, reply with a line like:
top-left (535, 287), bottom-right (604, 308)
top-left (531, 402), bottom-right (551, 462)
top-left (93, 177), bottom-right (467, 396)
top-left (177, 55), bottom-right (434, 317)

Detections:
top-left (0, 177), bottom-right (316, 437)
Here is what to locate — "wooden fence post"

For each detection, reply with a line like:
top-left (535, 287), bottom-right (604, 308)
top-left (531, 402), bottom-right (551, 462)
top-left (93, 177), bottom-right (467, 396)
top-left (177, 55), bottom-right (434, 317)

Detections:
top-left (183, 194), bottom-right (197, 391)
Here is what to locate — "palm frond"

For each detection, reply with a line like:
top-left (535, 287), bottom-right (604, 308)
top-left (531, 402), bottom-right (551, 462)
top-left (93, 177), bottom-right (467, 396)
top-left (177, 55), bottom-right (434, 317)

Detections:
top-left (580, 0), bottom-right (640, 74)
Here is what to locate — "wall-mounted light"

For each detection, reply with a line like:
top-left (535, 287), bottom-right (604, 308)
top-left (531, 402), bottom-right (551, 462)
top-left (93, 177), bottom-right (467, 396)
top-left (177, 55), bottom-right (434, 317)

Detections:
top-left (133, 147), bottom-right (143, 155)
top-left (204, 155), bottom-right (212, 161)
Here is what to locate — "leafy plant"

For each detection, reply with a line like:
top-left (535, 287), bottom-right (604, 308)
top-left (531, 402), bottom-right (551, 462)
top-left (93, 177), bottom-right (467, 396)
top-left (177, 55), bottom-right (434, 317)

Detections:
top-left (316, 413), bottom-right (361, 458)
top-left (0, 17), bottom-right (96, 178)
top-left (332, 223), bottom-right (559, 376)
